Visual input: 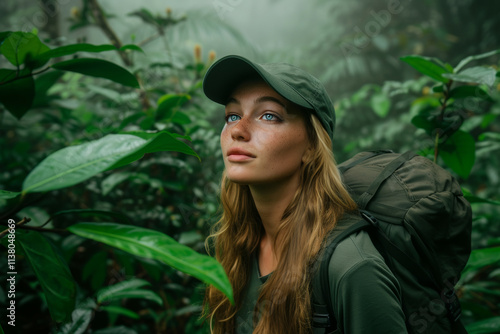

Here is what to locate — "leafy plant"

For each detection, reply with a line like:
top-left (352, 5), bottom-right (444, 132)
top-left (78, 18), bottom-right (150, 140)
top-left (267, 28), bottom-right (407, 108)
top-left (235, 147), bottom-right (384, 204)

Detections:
top-left (0, 3), bottom-right (229, 332)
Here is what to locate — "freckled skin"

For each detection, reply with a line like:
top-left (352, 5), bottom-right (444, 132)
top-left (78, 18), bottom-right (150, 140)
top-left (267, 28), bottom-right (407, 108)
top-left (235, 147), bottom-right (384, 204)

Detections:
top-left (220, 79), bottom-right (309, 187)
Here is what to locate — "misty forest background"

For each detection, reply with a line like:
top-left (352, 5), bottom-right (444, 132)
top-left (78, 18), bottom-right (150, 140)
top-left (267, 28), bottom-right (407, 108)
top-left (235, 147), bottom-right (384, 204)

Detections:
top-left (1, 0), bottom-right (500, 333)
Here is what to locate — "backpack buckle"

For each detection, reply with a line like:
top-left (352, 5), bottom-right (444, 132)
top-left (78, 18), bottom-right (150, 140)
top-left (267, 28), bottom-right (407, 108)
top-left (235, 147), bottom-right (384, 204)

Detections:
top-left (444, 289), bottom-right (462, 322)
top-left (312, 313), bottom-right (331, 328)
top-left (360, 210), bottom-right (377, 224)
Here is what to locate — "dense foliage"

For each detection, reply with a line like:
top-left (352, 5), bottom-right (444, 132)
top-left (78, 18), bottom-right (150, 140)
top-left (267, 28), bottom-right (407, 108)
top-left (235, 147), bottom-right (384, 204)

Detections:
top-left (1, 1), bottom-right (499, 333)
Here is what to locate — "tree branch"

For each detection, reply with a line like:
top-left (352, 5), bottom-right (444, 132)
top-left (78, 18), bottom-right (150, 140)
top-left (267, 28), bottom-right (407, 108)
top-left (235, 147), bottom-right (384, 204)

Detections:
top-left (0, 217), bottom-right (31, 238)
top-left (87, 0), bottom-right (132, 67)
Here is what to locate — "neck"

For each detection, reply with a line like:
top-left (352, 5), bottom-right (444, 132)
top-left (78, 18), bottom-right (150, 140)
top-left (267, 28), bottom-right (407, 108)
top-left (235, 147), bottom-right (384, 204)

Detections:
top-left (249, 174), bottom-right (300, 244)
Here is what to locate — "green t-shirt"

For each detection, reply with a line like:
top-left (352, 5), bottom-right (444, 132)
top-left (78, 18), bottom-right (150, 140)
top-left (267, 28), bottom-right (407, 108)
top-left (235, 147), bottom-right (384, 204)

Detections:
top-left (235, 230), bottom-right (408, 334)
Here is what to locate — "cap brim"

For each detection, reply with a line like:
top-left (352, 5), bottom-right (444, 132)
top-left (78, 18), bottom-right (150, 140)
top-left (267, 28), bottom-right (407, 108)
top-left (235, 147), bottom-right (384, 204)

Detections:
top-left (203, 55), bottom-right (312, 109)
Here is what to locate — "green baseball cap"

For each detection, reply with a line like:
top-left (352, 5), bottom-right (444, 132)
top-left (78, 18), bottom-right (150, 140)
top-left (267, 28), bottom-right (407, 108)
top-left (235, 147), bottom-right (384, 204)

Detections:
top-left (202, 55), bottom-right (336, 141)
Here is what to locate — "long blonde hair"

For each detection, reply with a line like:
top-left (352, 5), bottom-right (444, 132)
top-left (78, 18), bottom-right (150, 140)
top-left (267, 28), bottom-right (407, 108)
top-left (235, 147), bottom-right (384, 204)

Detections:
top-left (203, 114), bottom-right (357, 334)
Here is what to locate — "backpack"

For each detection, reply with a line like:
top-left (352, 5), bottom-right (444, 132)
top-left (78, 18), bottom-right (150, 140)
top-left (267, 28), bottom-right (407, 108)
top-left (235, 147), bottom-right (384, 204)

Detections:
top-left (311, 150), bottom-right (472, 333)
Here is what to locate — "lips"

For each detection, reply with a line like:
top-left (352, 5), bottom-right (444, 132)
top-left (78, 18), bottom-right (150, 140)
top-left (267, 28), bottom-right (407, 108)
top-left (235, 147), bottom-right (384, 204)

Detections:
top-left (227, 148), bottom-right (255, 162)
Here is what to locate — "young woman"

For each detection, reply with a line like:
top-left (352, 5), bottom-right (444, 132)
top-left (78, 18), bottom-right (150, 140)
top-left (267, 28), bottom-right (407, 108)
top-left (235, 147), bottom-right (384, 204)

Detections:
top-left (202, 55), bottom-right (407, 334)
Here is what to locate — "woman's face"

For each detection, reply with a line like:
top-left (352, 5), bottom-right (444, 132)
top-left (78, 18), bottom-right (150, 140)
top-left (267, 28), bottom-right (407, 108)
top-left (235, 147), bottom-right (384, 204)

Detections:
top-left (220, 79), bottom-right (310, 186)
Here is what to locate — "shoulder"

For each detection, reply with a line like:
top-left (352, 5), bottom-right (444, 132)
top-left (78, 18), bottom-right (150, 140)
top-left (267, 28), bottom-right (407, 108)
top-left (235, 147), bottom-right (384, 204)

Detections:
top-left (328, 229), bottom-right (397, 294)
top-left (327, 229), bottom-right (407, 333)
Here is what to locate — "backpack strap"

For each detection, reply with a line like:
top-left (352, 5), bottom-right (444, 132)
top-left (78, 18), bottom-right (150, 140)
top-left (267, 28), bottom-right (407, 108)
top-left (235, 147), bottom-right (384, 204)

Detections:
top-left (337, 149), bottom-right (393, 174)
top-left (356, 151), bottom-right (417, 209)
top-left (312, 215), bottom-right (372, 333)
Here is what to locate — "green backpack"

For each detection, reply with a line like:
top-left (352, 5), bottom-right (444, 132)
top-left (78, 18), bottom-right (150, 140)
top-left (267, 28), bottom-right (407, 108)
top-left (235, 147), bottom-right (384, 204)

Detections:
top-left (311, 150), bottom-right (472, 333)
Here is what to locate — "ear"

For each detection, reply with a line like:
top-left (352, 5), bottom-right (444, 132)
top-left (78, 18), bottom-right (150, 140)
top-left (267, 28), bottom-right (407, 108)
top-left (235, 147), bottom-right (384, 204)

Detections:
top-left (302, 145), bottom-right (314, 164)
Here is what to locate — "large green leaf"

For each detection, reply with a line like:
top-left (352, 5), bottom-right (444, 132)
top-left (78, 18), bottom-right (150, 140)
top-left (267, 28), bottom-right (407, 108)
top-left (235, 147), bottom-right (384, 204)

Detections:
top-left (38, 43), bottom-right (116, 61)
top-left (0, 68), bottom-right (35, 119)
top-left (439, 130), bottom-right (475, 179)
top-left (17, 230), bottom-right (76, 323)
top-left (22, 132), bottom-right (198, 193)
top-left (120, 44), bottom-right (144, 53)
top-left (68, 223), bottom-right (234, 304)
top-left (465, 316), bottom-right (500, 334)
top-left (462, 247), bottom-right (500, 278)
top-left (0, 190), bottom-right (21, 200)
top-left (51, 58), bottom-right (139, 88)
top-left (0, 32), bottom-right (50, 68)
top-left (401, 55), bottom-right (451, 83)
top-left (443, 66), bottom-right (497, 86)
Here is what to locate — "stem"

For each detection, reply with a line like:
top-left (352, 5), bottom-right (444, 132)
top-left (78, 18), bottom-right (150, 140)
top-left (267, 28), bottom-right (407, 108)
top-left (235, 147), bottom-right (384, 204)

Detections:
top-left (87, 0), bottom-right (132, 67)
top-left (434, 131), bottom-right (440, 163)
top-left (434, 80), bottom-right (453, 161)
top-left (87, 0), bottom-right (152, 110)
top-left (0, 217), bottom-right (31, 238)
top-left (0, 67), bottom-right (51, 86)
top-left (137, 32), bottom-right (161, 47)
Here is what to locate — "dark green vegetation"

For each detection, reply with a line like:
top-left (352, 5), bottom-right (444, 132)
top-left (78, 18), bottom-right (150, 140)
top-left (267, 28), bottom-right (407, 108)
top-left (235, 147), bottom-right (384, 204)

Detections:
top-left (1, 1), bottom-right (499, 333)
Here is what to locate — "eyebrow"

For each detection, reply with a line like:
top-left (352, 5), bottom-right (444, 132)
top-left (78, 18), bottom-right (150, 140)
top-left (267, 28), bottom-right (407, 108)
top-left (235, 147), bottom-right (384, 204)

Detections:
top-left (226, 96), bottom-right (287, 109)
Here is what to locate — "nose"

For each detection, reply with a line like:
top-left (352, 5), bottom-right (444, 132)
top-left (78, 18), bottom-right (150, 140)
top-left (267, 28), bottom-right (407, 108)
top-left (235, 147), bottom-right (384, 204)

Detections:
top-left (230, 117), bottom-right (251, 141)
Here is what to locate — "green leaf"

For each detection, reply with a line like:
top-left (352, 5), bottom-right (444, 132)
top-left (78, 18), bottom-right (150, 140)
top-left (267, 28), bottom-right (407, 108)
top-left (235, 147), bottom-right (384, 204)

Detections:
top-left (107, 131), bottom-right (199, 169)
top-left (101, 172), bottom-right (133, 196)
top-left (0, 68), bottom-right (35, 119)
top-left (462, 188), bottom-right (500, 206)
top-left (120, 44), bottom-right (144, 53)
top-left (32, 70), bottom-right (64, 108)
top-left (370, 93), bottom-right (391, 117)
top-left (481, 114), bottom-right (497, 128)
top-left (400, 55), bottom-right (451, 83)
top-left (38, 43), bottom-right (116, 61)
top-left (0, 32), bottom-right (50, 68)
top-left (0, 31), bottom-right (12, 45)
top-left (100, 289), bottom-right (163, 305)
top-left (449, 85), bottom-right (493, 101)
top-left (171, 111), bottom-right (191, 125)
top-left (156, 94), bottom-right (191, 120)
top-left (439, 130), bottom-right (475, 179)
top-left (17, 230), bottom-right (76, 322)
top-left (22, 133), bottom-right (198, 193)
top-left (96, 278), bottom-right (161, 304)
top-left (462, 247), bottom-right (500, 278)
top-left (99, 306), bottom-right (140, 319)
top-left (57, 308), bottom-right (92, 334)
top-left (411, 115), bottom-right (435, 133)
top-left (68, 223), bottom-right (234, 304)
top-left (443, 66), bottom-right (497, 86)
top-left (51, 58), bottom-right (139, 88)
top-left (455, 49), bottom-right (500, 73)
top-left (119, 112), bottom-right (145, 130)
top-left (0, 190), bottom-right (21, 199)
top-left (82, 251), bottom-right (107, 291)
top-left (465, 316), bottom-right (500, 334)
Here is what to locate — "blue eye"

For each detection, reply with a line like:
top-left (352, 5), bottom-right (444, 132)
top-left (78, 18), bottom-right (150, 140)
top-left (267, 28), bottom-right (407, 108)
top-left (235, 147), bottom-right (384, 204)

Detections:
top-left (262, 113), bottom-right (276, 121)
top-left (226, 114), bottom-right (240, 123)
